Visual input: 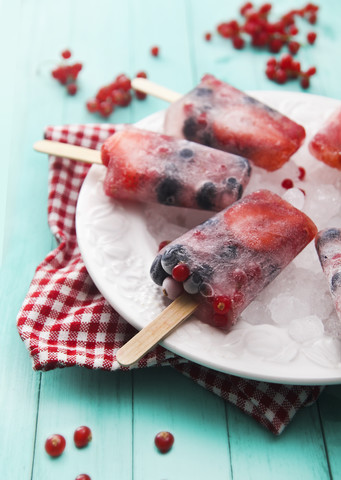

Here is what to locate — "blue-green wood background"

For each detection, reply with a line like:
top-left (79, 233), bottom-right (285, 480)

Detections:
top-left (1, 1), bottom-right (341, 478)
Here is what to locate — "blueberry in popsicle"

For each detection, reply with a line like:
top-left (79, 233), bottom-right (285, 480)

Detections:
top-left (315, 228), bottom-right (341, 320)
top-left (101, 126), bottom-right (251, 211)
top-left (164, 74), bottom-right (306, 171)
top-left (151, 189), bottom-right (317, 330)
top-left (309, 106), bottom-right (341, 170)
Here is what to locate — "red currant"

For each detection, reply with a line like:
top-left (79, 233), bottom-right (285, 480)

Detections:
top-left (158, 240), bottom-right (170, 251)
top-left (205, 32), bottom-right (212, 41)
top-left (300, 76), bottom-right (310, 89)
top-left (154, 431), bottom-right (174, 453)
top-left (115, 74), bottom-right (131, 91)
top-left (298, 166), bottom-right (306, 181)
top-left (136, 70), bottom-right (147, 79)
top-left (74, 426), bottom-right (92, 448)
top-left (232, 35), bottom-right (245, 49)
top-left (281, 178), bottom-right (294, 189)
top-left (86, 99), bottom-right (99, 113)
top-left (98, 101), bottom-right (114, 118)
top-left (61, 49), bottom-right (71, 59)
top-left (288, 40), bottom-right (300, 55)
top-left (213, 295), bottom-right (232, 314)
top-left (307, 31), bottom-right (317, 44)
top-left (75, 475), bottom-right (91, 480)
top-left (172, 263), bottom-right (190, 282)
top-left (150, 45), bottom-right (160, 56)
top-left (67, 83), bottom-right (77, 95)
top-left (45, 434), bottom-right (66, 457)
top-left (135, 90), bottom-right (147, 100)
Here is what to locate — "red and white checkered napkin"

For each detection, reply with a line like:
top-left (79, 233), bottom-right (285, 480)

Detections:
top-left (17, 124), bottom-right (323, 435)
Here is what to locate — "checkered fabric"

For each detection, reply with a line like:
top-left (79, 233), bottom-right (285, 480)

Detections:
top-left (17, 123), bottom-right (323, 435)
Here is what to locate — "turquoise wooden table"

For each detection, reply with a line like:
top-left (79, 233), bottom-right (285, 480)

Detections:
top-left (1, 0), bottom-right (341, 478)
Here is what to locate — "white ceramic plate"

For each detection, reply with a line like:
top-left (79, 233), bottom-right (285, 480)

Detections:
top-left (76, 91), bottom-right (341, 385)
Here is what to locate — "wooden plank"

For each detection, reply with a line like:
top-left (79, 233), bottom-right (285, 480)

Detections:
top-left (32, 368), bottom-right (133, 480)
top-left (318, 385), bottom-right (341, 479)
top-left (133, 367), bottom-right (232, 480)
top-left (227, 401), bottom-right (330, 480)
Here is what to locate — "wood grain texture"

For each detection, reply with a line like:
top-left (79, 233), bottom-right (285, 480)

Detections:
top-left (1, 0), bottom-right (341, 479)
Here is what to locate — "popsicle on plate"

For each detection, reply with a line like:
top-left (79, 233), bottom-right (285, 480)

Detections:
top-left (150, 189), bottom-right (317, 329)
top-left (315, 228), bottom-right (341, 320)
top-left (101, 127), bottom-right (251, 211)
top-left (164, 74), bottom-right (306, 171)
top-left (309, 106), bottom-right (341, 170)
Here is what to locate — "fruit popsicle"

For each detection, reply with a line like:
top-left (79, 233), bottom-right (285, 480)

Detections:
top-left (309, 106), bottom-right (341, 170)
top-left (164, 74), bottom-right (306, 171)
top-left (315, 228), bottom-right (341, 320)
top-left (150, 189), bottom-right (317, 329)
top-left (101, 127), bottom-right (251, 211)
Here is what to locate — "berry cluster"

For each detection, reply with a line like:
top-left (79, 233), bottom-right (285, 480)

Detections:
top-left (45, 426), bottom-right (92, 480)
top-left (51, 50), bottom-right (83, 95)
top-left (266, 54), bottom-right (316, 88)
top-left (217, 3), bottom-right (318, 54)
top-left (86, 71), bottom-right (148, 118)
top-left (215, 2), bottom-right (318, 88)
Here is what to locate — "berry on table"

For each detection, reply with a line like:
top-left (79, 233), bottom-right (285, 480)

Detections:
top-left (67, 83), bottom-right (77, 95)
top-left (150, 45), bottom-right (160, 56)
top-left (307, 31), bottom-right (317, 44)
top-left (61, 49), bottom-right (72, 59)
top-left (75, 475), bottom-right (91, 480)
top-left (74, 426), bottom-right (92, 448)
top-left (45, 434), bottom-right (66, 457)
top-left (205, 32), bottom-right (212, 41)
top-left (154, 431), bottom-right (174, 453)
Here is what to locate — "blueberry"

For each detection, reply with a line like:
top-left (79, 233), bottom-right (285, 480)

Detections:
top-left (317, 228), bottom-right (341, 248)
top-left (197, 216), bottom-right (219, 231)
top-left (331, 272), bottom-right (341, 292)
top-left (183, 271), bottom-right (203, 294)
top-left (195, 87), bottom-right (213, 96)
top-left (224, 177), bottom-right (243, 200)
top-left (183, 264), bottom-right (213, 294)
top-left (156, 177), bottom-right (181, 205)
top-left (201, 131), bottom-right (213, 147)
top-left (179, 148), bottom-right (194, 159)
top-left (161, 244), bottom-right (188, 274)
top-left (238, 157), bottom-right (252, 177)
top-left (196, 182), bottom-right (217, 210)
top-left (220, 244), bottom-right (238, 260)
top-left (183, 117), bottom-right (197, 140)
top-left (150, 255), bottom-right (168, 286)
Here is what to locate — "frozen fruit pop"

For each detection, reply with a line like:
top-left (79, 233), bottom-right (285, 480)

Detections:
top-left (164, 74), bottom-right (306, 171)
top-left (315, 228), bottom-right (341, 320)
top-left (101, 127), bottom-right (251, 211)
top-left (150, 189), bottom-right (317, 329)
top-left (309, 106), bottom-right (341, 170)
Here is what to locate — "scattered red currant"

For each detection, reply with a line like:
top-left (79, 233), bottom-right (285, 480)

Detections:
top-left (74, 426), bottom-right (92, 448)
top-left (45, 434), bottom-right (66, 457)
top-left (154, 431), bottom-right (174, 453)
top-left (213, 2), bottom-right (319, 86)
top-left (61, 49), bottom-right (72, 59)
top-left (75, 475), bottom-right (91, 480)
top-left (205, 32), bottom-right (212, 41)
top-left (307, 31), bottom-right (317, 44)
top-left (67, 83), bottom-right (77, 95)
top-left (150, 45), bottom-right (160, 57)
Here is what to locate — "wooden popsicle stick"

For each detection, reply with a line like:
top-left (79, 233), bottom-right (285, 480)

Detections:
top-left (116, 293), bottom-right (198, 366)
top-left (131, 77), bottom-right (182, 103)
top-left (33, 140), bottom-right (102, 165)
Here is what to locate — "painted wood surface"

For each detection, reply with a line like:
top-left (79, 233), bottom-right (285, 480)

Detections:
top-left (1, 0), bottom-right (341, 478)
